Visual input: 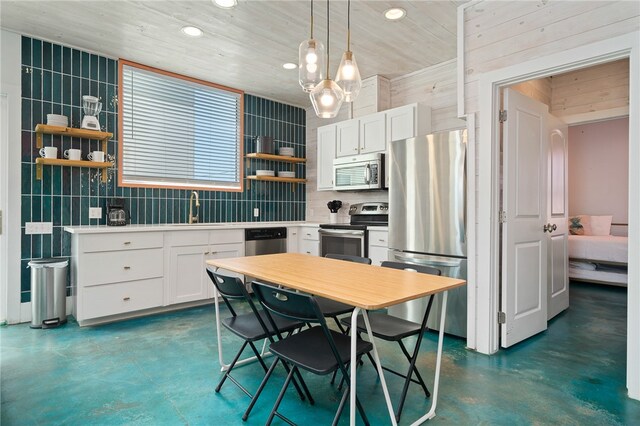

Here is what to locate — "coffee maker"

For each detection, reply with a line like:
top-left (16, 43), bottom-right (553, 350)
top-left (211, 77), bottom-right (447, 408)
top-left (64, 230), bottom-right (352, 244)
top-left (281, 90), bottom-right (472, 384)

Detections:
top-left (107, 198), bottom-right (129, 226)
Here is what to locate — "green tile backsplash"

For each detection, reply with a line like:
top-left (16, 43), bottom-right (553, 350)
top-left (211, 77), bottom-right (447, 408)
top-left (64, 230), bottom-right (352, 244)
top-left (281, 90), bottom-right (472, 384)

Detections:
top-left (20, 36), bottom-right (306, 303)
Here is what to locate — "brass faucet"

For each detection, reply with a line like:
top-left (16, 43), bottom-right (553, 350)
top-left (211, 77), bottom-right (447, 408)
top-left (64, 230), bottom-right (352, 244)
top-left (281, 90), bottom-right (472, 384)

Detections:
top-left (188, 191), bottom-right (200, 224)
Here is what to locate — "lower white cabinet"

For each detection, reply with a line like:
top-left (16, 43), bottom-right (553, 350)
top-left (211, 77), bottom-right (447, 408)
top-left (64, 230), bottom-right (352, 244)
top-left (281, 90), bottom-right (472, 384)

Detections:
top-left (368, 229), bottom-right (389, 266)
top-left (299, 226), bottom-right (319, 256)
top-left (287, 227), bottom-right (299, 253)
top-left (71, 228), bottom-right (244, 326)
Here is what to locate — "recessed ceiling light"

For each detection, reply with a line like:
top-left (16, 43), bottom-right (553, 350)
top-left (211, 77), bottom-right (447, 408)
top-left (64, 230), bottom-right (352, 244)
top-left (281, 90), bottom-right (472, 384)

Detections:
top-left (214, 0), bottom-right (237, 9)
top-left (282, 63), bottom-right (297, 70)
top-left (181, 26), bottom-right (203, 37)
top-left (384, 7), bottom-right (406, 21)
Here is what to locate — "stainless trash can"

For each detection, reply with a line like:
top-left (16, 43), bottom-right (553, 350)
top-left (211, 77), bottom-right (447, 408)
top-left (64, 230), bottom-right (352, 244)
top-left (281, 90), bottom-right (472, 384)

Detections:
top-left (29, 258), bottom-right (68, 328)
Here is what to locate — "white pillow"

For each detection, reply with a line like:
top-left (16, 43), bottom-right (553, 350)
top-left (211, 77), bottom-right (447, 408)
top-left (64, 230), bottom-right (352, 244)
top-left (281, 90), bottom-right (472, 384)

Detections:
top-left (589, 215), bottom-right (613, 236)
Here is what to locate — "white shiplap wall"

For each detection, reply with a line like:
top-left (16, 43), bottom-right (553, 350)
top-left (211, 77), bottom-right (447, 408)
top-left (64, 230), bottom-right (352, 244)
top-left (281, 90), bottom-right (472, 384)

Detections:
top-left (305, 59), bottom-right (464, 223)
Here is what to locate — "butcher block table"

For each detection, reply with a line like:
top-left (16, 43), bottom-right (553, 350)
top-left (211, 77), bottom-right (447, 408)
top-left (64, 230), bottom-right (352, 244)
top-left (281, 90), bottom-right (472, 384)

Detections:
top-left (206, 253), bottom-right (466, 425)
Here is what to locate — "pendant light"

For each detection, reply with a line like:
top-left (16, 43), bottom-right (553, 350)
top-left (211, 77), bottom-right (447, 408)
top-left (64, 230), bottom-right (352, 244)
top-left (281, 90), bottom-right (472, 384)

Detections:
top-left (335, 0), bottom-right (361, 102)
top-left (298, 0), bottom-right (325, 92)
top-left (310, 0), bottom-right (345, 118)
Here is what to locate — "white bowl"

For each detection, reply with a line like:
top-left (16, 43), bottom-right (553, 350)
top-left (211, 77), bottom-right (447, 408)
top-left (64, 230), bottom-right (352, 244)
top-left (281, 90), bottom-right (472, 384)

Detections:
top-left (277, 171), bottom-right (295, 178)
top-left (256, 170), bottom-right (275, 177)
top-left (47, 114), bottom-right (68, 127)
top-left (278, 147), bottom-right (295, 157)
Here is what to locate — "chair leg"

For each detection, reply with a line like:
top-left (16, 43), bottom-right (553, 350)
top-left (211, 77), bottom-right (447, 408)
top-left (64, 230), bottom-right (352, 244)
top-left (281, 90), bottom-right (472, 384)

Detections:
top-left (266, 365), bottom-right (296, 426)
top-left (333, 357), bottom-right (370, 426)
top-left (395, 339), bottom-right (431, 422)
top-left (216, 341), bottom-right (248, 392)
top-left (248, 341), bottom-right (269, 373)
top-left (332, 316), bottom-right (348, 334)
top-left (242, 358), bottom-right (279, 421)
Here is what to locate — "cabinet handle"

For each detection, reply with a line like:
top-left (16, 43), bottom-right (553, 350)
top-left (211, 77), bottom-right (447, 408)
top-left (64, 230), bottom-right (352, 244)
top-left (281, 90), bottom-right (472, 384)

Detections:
top-left (123, 241), bottom-right (131, 245)
top-left (123, 297), bottom-right (130, 301)
top-left (204, 251), bottom-right (210, 255)
top-left (211, 251), bottom-right (217, 255)
top-left (306, 251), bottom-right (311, 254)
top-left (306, 233), bottom-right (311, 236)
top-left (123, 266), bottom-right (131, 270)
top-left (379, 239), bottom-right (385, 242)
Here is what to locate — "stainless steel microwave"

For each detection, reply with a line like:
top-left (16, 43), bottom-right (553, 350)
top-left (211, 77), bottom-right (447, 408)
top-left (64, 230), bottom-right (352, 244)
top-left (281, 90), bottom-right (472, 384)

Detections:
top-left (333, 153), bottom-right (385, 191)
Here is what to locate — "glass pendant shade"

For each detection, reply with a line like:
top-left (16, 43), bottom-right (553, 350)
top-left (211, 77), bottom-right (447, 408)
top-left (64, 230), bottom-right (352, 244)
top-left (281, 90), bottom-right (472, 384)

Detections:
top-left (298, 39), bottom-right (325, 92)
top-left (310, 79), bottom-right (345, 118)
top-left (335, 50), bottom-right (361, 102)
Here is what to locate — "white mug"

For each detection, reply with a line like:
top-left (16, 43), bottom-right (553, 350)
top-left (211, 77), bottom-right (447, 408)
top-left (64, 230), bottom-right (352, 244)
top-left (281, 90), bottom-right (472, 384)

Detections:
top-left (39, 146), bottom-right (58, 159)
top-left (87, 151), bottom-right (105, 162)
top-left (63, 149), bottom-right (81, 161)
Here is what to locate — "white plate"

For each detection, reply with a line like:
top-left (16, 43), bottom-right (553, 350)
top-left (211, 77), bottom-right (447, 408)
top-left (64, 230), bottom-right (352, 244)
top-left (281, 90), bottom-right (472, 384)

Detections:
top-left (277, 171), bottom-right (295, 178)
top-left (278, 147), bottom-right (295, 157)
top-left (256, 170), bottom-right (275, 176)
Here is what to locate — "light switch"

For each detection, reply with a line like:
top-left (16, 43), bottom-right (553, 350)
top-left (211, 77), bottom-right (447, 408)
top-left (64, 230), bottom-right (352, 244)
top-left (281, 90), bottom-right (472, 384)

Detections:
top-left (89, 207), bottom-right (102, 219)
top-left (253, 208), bottom-right (259, 217)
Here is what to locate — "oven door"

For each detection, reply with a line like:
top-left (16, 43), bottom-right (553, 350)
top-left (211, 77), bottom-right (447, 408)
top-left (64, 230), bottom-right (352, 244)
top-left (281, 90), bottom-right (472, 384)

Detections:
top-left (319, 229), bottom-right (367, 258)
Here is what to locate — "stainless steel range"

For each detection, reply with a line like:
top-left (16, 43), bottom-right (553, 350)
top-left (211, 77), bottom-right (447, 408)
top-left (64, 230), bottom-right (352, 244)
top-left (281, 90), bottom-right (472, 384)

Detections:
top-left (319, 202), bottom-right (388, 258)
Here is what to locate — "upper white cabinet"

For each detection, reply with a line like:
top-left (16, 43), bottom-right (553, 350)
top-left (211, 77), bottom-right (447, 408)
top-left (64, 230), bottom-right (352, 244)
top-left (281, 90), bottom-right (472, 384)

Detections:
top-left (336, 119), bottom-right (360, 157)
top-left (387, 103), bottom-right (431, 143)
top-left (359, 111), bottom-right (387, 155)
top-left (317, 103), bottom-right (431, 190)
top-left (317, 125), bottom-right (337, 191)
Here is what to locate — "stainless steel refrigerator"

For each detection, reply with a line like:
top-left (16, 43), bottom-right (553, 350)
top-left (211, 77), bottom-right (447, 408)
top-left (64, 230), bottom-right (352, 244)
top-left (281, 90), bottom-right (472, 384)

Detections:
top-left (387, 129), bottom-right (467, 338)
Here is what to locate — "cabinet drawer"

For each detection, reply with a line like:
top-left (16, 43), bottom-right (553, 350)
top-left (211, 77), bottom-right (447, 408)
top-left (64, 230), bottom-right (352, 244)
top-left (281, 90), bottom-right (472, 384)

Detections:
top-left (300, 227), bottom-right (319, 241)
top-left (299, 239), bottom-right (319, 256)
top-left (80, 248), bottom-right (163, 286)
top-left (368, 245), bottom-right (389, 266)
top-left (82, 278), bottom-right (163, 319)
top-left (166, 231), bottom-right (209, 247)
top-left (81, 232), bottom-right (163, 253)
top-left (210, 229), bottom-right (244, 245)
top-left (369, 230), bottom-right (388, 247)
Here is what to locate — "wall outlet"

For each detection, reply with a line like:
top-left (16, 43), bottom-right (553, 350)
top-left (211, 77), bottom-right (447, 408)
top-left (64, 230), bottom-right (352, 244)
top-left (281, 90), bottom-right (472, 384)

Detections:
top-left (25, 222), bottom-right (53, 235)
top-left (89, 207), bottom-right (102, 219)
top-left (253, 208), bottom-right (259, 217)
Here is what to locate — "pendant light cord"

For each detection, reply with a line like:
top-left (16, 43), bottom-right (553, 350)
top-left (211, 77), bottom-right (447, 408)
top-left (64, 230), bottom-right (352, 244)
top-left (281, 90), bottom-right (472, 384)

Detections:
top-left (326, 0), bottom-right (330, 78)
top-left (347, 0), bottom-right (351, 51)
top-left (310, 0), bottom-right (313, 39)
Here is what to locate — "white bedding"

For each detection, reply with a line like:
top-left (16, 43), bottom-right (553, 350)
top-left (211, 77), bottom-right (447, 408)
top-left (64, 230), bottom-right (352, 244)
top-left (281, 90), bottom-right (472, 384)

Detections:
top-left (568, 235), bottom-right (628, 264)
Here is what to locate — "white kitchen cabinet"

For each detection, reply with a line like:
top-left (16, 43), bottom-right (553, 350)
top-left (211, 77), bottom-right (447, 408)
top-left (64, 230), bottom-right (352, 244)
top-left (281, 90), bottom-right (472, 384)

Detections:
top-left (166, 229), bottom-right (244, 304)
top-left (287, 227), bottom-right (300, 252)
top-left (368, 229), bottom-right (389, 266)
top-left (72, 231), bottom-right (165, 325)
top-left (336, 119), bottom-right (360, 157)
top-left (317, 125), bottom-right (337, 191)
top-left (386, 103), bottom-right (431, 143)
top-left (359, 111), bottom-right (387, 154)
top-left (299, 226), bottom-right (319, 256)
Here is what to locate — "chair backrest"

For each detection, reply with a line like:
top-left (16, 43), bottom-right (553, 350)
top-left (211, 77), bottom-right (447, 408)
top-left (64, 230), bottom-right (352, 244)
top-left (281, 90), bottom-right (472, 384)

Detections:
top-left (206, 268), bottom-right (261, 319)
top-left (252, 281), bottom-right (325, 324)
top-left (325, 253), bottom-right (372, 265)
top-left (381, 261), bottom-right (441, 276)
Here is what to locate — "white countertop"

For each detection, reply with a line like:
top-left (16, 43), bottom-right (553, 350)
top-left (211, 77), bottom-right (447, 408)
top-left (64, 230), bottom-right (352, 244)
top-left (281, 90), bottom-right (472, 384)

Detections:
top-left (64, 221), bottom-right (322, 234)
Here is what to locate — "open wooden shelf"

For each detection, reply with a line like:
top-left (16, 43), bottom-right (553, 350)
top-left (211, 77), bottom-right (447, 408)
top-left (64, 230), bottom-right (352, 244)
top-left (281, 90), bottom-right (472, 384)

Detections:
top-left (35, 124), bottom-right (113, 152)
top-left (246, 175), bottom-right (306, 183)
top-left (245, 153), bottom-right (306, 163)
top-left (35, 158), bottom-right (113, 183)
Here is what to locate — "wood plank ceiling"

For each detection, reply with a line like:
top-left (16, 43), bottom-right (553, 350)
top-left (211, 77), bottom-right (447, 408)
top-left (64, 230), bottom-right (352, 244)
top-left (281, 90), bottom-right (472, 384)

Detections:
top-left (0, 0), bottom-right (464, 107)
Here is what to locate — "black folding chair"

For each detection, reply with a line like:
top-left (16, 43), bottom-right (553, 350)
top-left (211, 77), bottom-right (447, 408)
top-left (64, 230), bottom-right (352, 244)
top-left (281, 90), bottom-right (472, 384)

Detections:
top-left (316, 254), bottom-right (371, 334)
top-left (205, 269), bottom-right (310, 411)
top-left (251, 281), bottom-right (372, 426)
top-left (340, 261), bottom-right (441, 422)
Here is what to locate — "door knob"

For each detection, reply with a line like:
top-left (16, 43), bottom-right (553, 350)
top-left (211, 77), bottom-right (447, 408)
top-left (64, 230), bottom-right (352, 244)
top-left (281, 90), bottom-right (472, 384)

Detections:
top-left (543, 223), bottom-right (556, 233)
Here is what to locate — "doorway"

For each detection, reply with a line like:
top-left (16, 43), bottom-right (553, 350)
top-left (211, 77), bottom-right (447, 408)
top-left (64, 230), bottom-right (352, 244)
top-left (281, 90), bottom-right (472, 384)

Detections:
top-left (476, 33), bottom-right (639, 399)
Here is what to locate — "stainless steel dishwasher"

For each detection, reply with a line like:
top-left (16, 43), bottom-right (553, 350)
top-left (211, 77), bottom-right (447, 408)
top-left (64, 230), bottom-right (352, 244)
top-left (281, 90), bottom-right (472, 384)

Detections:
top-left (244, 227), bottom-right (287, 288)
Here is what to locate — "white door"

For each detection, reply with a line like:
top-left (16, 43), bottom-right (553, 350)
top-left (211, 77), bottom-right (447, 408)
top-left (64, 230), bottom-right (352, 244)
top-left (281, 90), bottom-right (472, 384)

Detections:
top-left (501, 88), bottom-right (549, 347)
top-left (547, 116), bottom-right (569, 320)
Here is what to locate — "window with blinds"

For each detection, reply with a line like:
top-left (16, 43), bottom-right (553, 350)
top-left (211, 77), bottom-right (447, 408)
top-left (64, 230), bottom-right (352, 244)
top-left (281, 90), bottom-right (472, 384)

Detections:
top-left (119, 61), bottom-right (243, 190)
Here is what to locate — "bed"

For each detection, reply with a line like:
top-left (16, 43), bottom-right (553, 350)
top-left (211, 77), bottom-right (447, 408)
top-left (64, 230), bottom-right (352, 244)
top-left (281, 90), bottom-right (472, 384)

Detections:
top-left (568, 233), bottom-right (628, 287)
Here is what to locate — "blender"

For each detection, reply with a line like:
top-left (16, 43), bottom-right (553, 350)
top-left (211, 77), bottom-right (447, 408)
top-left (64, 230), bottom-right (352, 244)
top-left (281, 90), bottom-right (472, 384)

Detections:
top-left (81, 95), bottom-right (102, 130)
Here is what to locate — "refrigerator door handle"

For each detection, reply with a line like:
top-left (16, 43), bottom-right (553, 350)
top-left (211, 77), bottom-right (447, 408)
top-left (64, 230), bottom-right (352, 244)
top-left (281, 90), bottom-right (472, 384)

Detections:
top-left (394, 253), bottom-right (462, 268)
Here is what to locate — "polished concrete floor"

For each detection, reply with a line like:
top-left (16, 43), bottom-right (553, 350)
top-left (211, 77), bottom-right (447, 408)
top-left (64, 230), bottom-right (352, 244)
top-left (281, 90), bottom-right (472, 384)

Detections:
top-left (2, 282), bottom-right (639, 425)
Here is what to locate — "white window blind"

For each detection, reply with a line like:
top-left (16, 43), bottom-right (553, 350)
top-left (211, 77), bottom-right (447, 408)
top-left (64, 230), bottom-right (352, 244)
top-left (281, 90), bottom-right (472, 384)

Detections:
top-left (120, 63), bottom-right (243, 190)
